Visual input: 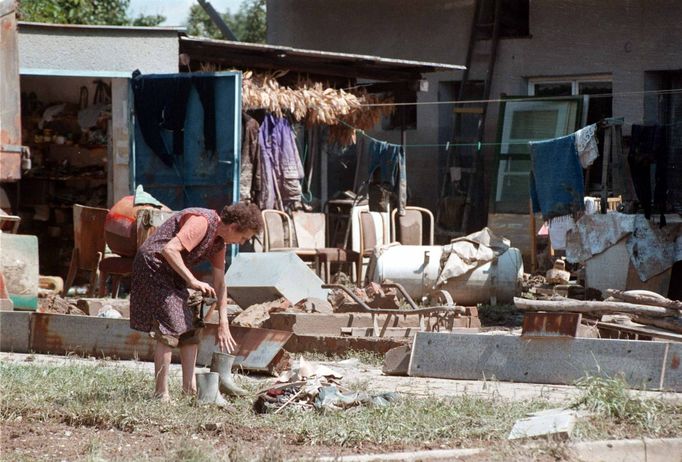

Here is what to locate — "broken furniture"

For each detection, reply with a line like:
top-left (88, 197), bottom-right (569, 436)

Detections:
top-left (261, 208), bottom-right (324, 276)
top-left (63, 204), bottom-right (108, 297)
top-left (291, 211), bottom-right (360, 283)
top-left (390, 206), bottom-right (434, 245)
top-left (97, 255), bottom-right (133, 298)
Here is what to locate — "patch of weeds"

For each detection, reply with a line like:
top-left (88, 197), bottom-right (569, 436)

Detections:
top-left (571, 374), bottom-right (682, 438)
top-left (262, 394), bottom-right (552, 447)
top-left (478, 303), bottom-right (523, 327)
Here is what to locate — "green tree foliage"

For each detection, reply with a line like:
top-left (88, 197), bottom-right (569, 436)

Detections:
top-left (17, 0), bottom-right (165, 27)
top-left (186, 0), bottom-right (266, 43)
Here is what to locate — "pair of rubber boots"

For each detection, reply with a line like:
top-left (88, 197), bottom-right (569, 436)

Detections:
top-left (196, 352), bottom-right (247, 407)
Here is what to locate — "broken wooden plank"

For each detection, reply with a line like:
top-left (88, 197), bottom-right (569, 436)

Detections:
top-left (514, 297), bottom-right (678, 318)
top-left (408, 332), bottom-right (678, 391)
top-left (632, 316), bottom-right (682, 335)
top-left (598, 321), bottom-right (682, 342)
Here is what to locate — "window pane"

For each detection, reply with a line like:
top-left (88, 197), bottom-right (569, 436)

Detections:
top-left (533, 83), bottom-right (572, 97)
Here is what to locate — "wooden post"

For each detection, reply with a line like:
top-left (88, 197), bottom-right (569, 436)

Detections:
top-left (529, 198), bottom-right (537, 273)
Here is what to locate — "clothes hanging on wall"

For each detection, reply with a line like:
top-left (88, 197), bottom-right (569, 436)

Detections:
top-left (257, 114), bottom-right (304, 210)
top-left (132, 72), bottom-right (220, 167)
top-left (240, 113), bottom-right (261, 203)
top-left (367, 140), bottom-right (406, 215)
top-left (131, 73), bottom-right (193, 167)
top-left (529, 133), bottom-right (585, 221)
top-left (629, 124), bottom-right (667, 224)
top-left (192, 76), bottom-right (217, 154)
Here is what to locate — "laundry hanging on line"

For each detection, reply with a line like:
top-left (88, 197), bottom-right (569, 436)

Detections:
top-left (367, 139), bottom-right (407, 215)
top-left (529, 133), bottom-right (585, 221)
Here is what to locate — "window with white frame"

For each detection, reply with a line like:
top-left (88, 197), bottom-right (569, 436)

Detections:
top-left (529, 76), bottom-right (613, 125)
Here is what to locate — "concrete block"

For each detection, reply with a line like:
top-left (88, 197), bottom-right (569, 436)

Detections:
top-left (642, 438), bottom-right (682, 462)
top-left (508, 408), bottom-right (577, 440)
top-left (662, 343), bottom-right (682, 391)
top-left (383, 344), bottom-right (411, 376)
top-left (573, 439), bottom-right (646, 462)
top-left (408, 333), bottom-right (672, 390)
top-left (226, 252), bottom-right (328, 308)
top-left (0, 311), bottom-right (30, 353)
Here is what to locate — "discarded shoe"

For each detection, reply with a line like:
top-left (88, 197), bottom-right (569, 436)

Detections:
top-left (195, 372), bottom-right (231, 408)
top-left (210, 352), bottom-right (247, 397)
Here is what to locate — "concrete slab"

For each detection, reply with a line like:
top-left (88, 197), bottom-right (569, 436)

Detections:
top-left (662, 342), bottom-right (682, 392)
top-left (382, 344), bottom-right (411, 376)
top-left (508, 408), bottom-right (577, 440)
top-left (0, 311), bottom-right (30, 352)
top-left (226, 252), bottom-right (329, 307)
top-left (409, 333), bottom-right (674, 390)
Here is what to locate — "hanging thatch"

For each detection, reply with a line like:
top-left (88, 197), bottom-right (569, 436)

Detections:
top-left (197, 64), bottom-right (394, 145)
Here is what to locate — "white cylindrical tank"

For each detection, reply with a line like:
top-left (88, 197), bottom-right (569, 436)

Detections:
top-left (370, 245), bottom-right (523, 305)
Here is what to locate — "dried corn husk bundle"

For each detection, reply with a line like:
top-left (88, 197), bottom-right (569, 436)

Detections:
top-left (204, 67), bottom-right (395, 145)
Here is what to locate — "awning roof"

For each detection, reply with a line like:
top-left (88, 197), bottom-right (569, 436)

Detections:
top-left (180, 35), bottom-right (464, 82)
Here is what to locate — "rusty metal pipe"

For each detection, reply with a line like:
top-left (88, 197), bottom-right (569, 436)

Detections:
top-left (322, 284), bottom-right (462, 315)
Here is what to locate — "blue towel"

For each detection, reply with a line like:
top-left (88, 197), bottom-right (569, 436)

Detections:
top-left (529, 134), bottom-right (584, 220)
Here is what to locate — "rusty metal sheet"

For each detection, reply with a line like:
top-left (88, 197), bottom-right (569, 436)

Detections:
top-left (196, 324), bottom-right (291, 374)
top-left (29, 313), bottom-right (157, 360)
top-left (522, 312), bottom-right (581, 338)
top-left (1, 1), bottom-right (22, 181)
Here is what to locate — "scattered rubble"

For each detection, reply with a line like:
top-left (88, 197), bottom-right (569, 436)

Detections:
top-left (254, 357), bottom-right (399, 414)
top-left (37, 294), bottom-right (85, 315)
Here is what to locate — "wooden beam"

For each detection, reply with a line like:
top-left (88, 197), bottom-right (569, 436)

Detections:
top-left (514, 297), bottom-right (680, 318)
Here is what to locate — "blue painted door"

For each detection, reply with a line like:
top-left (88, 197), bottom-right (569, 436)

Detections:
top-left (131, 72), bottom-right (241, 211)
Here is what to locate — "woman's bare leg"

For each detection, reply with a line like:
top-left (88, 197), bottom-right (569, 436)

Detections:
top-left (180, 343), bottom-right (199, 394)
top-left (154, 341), bottom-right (173, 400)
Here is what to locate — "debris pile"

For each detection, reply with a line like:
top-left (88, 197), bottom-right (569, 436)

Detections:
top-left (37, 294), bottom-right (85, 315)
top-left (254, 357), bottom-right (399, 414)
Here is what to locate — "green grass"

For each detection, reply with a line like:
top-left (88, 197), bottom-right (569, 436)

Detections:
top-left (570, 375), bottom-right (682, 439)
top-left (2, 361), bottom-right (681, 461)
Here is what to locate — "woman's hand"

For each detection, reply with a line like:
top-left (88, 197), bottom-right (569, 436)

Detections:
top-left (215, 321), bottom-right (237, 353)
top-left (188, 279), bottom-right (216, 298)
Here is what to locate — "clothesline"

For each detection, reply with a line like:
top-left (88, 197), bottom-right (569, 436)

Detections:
top-left (358, 87), bottom-right (682, 107)
top-left (339, 120), bottom-right (567, 149)
top-left (339, 118), bottom-right (682, 150)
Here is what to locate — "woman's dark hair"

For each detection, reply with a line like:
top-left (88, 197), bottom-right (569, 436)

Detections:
top-left (220, 202), bottom-right (263, 232)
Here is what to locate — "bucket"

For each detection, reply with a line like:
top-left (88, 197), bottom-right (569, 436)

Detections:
top-left (370, 245), bottom-right (523, 305)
